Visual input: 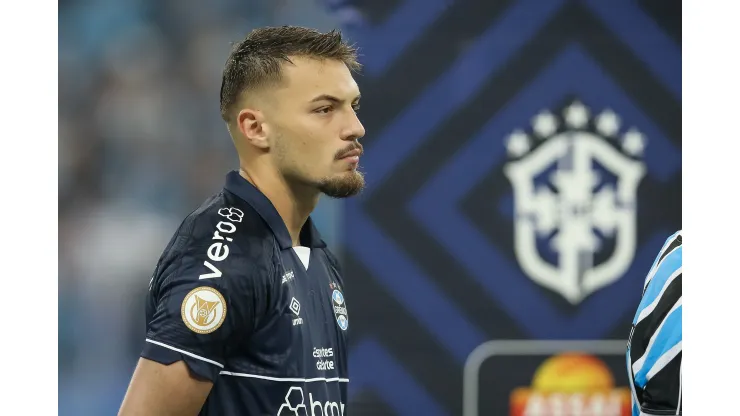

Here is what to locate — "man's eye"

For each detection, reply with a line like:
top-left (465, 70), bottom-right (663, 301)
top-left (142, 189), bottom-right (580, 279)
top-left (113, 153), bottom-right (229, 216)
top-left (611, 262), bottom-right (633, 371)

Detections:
top-left (316, 106), bottom-right (333, 114)
top-left (352, 105), bottom-right (360, 113)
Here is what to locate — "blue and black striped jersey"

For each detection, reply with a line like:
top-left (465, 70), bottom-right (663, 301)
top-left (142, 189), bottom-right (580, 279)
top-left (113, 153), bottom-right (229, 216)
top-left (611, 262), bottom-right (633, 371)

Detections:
top-left (627, 230), bottom-right (682, 416)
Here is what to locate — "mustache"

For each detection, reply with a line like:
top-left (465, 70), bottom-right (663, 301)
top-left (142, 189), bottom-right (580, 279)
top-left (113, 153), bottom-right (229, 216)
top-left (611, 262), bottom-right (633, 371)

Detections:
top-left (335, 143), bottom-right (364, 160)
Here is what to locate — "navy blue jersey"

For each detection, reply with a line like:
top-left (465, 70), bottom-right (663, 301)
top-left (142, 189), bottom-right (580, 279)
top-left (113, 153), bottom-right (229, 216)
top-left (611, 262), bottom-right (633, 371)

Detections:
top-left (142, 171), bottom-right (350, 416)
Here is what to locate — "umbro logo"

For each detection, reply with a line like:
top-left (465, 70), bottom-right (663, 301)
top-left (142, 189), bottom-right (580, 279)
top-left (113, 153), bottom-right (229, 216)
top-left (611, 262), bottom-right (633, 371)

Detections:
top-left (290, 297), bottom-right (301, 315)
top-left (290, 297), bottom-right (303, 326)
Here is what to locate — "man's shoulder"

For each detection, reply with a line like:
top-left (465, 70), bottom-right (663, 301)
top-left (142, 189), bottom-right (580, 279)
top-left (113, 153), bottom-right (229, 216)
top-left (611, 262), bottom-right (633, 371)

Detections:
top-left (153, 190), bottom-right (278, 286)
top-left (181, 190), bottom-right (273, 246)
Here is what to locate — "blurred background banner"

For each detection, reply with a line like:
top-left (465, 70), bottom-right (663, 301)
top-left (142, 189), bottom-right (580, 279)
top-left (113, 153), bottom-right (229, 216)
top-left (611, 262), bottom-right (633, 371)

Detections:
top-left (59, 1), bottom-right (680, 415)
top-left (339, 1), bottom-right (680, 415)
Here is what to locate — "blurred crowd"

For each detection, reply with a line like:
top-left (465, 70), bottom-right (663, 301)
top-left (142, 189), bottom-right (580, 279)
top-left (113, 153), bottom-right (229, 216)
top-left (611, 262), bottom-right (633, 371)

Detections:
top-left (59, 0), bottom-right (364, 413)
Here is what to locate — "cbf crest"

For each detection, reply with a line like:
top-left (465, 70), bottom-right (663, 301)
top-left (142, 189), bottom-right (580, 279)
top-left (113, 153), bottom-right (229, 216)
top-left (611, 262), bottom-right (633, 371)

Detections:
top-left (504, 100), bottom-right (646, 304)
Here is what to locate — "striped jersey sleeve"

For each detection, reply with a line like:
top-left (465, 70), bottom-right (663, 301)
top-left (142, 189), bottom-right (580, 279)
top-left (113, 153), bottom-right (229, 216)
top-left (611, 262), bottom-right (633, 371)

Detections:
top-left (627, 231), bottom-right (682, 416)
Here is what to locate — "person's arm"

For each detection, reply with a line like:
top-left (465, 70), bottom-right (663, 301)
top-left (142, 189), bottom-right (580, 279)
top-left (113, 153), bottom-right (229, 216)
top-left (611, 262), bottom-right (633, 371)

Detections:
top-left (118, 359), bottom-right (212, 416)
top-left (118, 215), bottom-right (275, 415)
top-left (628, 231), bottom-right (682, 415)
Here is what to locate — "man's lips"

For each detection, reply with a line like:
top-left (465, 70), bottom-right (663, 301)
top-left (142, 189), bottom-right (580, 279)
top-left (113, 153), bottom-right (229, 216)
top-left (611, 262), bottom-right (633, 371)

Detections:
top-left (339, 149), bottom-right (362, 159)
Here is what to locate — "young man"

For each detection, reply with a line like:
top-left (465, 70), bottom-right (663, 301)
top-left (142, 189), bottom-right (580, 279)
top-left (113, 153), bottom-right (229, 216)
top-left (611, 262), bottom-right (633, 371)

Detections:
top-left (118, 26), bottom-right (365, 416)
top-left (626, 231), bottom-right (682, 416)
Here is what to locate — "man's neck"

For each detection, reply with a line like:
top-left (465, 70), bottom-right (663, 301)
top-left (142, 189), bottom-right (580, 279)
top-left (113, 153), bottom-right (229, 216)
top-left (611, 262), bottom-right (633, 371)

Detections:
top-left (239, 166), bottom-right (319, 247)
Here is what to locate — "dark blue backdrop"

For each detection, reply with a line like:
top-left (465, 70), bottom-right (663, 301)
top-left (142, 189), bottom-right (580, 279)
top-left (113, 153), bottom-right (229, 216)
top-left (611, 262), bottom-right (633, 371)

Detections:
top-left (337, 1), bottom-right (681, 414)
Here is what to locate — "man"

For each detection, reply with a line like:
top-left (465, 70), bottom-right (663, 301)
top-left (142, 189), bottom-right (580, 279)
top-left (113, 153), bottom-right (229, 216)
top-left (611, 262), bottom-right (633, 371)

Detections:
top-left (118, 26), bottom-right (365, 416)
top-left (626, 231), bottom-right (682, 416)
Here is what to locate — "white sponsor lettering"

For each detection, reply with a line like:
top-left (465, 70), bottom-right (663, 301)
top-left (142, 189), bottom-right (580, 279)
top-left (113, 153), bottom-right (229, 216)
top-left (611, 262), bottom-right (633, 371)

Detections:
top-left (310, 393), bottom-right (344, 416)
top-left (199, 208), bottom-right (242, 280)
top-left (199, 261), bottom-right (222, 280)
top-left (316, 360), bottom-right (335, 371)
top-left (207, 242), bottom-right (229, 262)
top-left (313, 348), bottom-right (334, 358)
top-left (216, 221), bottom-right (236, 234)
top-left (277, 387), bottom-right (345, 416)
top-left (313, 347), bottom-right (335, 371)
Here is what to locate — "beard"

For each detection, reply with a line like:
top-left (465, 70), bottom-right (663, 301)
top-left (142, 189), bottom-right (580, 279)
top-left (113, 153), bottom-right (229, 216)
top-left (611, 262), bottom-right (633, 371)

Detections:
top-left (278, 160), bottom-right (366, 198)
top-left (273, 131), bottom-right (365, 198)
top-left (317, 169), bottom-right (365, 198)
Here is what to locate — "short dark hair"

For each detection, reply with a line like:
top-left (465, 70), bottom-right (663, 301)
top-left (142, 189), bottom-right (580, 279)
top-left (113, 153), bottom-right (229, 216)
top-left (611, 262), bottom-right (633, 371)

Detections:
top-left (219, 26), bottom-right (361, 122)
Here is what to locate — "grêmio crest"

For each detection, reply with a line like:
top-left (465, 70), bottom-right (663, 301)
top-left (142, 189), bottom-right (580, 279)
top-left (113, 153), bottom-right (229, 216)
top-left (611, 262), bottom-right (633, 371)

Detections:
top-left (504, 100), bottom-right (646, 304)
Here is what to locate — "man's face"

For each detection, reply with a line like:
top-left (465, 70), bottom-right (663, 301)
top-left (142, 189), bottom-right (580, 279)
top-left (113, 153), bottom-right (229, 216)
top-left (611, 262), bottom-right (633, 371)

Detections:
top-left (266, 56), bottom-right (365, 198)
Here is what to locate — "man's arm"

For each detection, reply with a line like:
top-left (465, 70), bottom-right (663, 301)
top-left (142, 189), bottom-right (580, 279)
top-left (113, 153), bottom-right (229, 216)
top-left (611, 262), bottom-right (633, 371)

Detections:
top-left (118, 359), bottom-right (213, 416)
top-left (119, 206), bottom-right (276, 414)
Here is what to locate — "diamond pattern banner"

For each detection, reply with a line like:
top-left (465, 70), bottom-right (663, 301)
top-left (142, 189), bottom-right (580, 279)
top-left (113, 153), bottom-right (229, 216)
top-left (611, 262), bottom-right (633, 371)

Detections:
top-left (340, 2), bottom-right (681, 415)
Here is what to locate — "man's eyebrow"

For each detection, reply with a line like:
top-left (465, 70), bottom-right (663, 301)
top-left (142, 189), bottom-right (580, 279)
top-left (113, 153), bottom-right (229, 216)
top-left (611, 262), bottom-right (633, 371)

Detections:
top-left (309, 94), bottom-right (362, 104)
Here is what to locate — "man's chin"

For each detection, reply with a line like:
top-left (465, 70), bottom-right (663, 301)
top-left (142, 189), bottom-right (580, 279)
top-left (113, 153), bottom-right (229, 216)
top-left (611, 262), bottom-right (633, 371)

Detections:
top-left (317, 171), bottom-right (365, 198)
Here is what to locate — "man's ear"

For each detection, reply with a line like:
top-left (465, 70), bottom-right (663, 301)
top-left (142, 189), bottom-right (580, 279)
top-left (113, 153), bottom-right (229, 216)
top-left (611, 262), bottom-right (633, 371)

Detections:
top-left (236, 108), bottom-right (270, 150)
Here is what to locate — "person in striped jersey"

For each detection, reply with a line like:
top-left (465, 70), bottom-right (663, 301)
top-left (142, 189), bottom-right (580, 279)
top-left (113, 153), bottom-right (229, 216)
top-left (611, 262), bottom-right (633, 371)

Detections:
top-left (626, 230), bottom-right (682, 415)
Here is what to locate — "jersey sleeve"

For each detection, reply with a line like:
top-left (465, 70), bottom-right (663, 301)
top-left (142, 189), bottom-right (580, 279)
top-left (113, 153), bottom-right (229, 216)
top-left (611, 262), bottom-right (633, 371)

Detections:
top-left (628, 231), bottom-right (682, 415)
top-left (639, 356), bottom-right (682, 415)
top-left (142, 230), bottom-right (276, 382)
